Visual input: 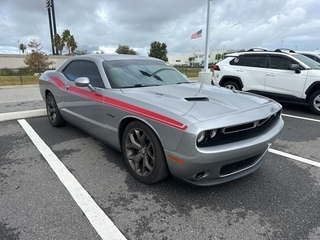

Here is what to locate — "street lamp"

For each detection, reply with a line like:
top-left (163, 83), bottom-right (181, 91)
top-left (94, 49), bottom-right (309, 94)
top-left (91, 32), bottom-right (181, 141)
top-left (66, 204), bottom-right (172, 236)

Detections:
top-left (280, 40), bottom-right (285, 48)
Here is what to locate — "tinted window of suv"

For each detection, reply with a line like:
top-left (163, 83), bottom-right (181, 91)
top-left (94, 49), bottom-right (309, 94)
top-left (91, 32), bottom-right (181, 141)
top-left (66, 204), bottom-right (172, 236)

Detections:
top-left (292, 54), bottom-right (320, 69)
top-left (269, 56), bottom-right (294, 70)
top-left (63, 60), bottom-right (105, 88)
top-left (231, 54), bottom-right (266, 68)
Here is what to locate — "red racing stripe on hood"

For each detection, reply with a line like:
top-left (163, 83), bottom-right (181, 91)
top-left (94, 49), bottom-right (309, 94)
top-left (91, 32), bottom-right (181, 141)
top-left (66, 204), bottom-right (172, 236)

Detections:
top-left (49, 76), bottom-right (188, 131)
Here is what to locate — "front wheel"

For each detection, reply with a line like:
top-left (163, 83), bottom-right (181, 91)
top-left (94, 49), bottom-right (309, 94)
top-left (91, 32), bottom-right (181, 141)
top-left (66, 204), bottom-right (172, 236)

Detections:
top-left (122, 121), bottom-right (169, 184)
top-left (46, 92), bottom-right (67, 127)
top-left (222, 81), bottom-right (240, 90)
top-left (309, 90), bottom-right (320, 115)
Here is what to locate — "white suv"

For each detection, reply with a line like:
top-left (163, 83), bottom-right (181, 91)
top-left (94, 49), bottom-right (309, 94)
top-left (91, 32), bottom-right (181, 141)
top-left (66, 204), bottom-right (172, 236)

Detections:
top-left (212, 49), bottom-right (320, 115)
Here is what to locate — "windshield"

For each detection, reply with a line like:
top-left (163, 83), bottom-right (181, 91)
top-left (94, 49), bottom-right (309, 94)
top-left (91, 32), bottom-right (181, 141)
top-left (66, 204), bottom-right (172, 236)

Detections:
top-left (102, 59), bottom-right (190, 88)
top-left (292, 54), bottom-right (320, 69)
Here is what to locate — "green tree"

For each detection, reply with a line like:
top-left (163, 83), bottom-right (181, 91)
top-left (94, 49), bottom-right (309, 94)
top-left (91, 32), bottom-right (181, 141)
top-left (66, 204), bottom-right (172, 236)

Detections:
top-left (53, 33), bottom-right (65, 55)
top-left (74, 49), bottom-right (88, 55)
top-left (69, 35), bottom-right (77, 56)
top-left (24, 39), bottom-right (54, 72)
top-left (62, 29), bottom-right (72, 55)
top-left (19, 43), bottom-right (26, 54)
top-left (215, 53), bottom-right (222, 61)
top-left (148, 41), bottom-right (168, 61)
top-left (188, 57), bottom-right (195, 66)
top-left (115, 44), bottom-right (138, 55)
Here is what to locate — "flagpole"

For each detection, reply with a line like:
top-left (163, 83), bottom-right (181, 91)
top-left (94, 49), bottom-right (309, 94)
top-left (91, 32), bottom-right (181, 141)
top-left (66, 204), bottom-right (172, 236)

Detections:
top-left (203, 0), bottom-right (211, 71)
top-left (198, 0), bottom-right (212, 85)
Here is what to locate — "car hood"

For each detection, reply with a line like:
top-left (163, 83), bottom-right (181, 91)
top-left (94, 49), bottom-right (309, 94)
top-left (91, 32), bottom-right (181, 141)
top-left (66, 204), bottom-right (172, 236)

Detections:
top-left (120, 83), bottom-right (277, 122)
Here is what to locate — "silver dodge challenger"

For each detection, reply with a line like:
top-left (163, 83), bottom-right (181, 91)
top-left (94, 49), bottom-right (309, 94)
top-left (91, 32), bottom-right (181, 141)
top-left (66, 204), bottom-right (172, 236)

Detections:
top-left (39, 54), bottom-right (284, 186)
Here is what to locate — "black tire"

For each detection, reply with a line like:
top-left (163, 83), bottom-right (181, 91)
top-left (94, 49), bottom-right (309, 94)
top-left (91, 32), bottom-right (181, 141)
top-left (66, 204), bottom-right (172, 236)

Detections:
top-left (309, 90), bottom-right (320, 115)
top-left (222, 81), bottom-right (240, 90)
top-left (122, 121), bottom-right (169, 184)
top-left (46, 92), bottom-right (67, 127)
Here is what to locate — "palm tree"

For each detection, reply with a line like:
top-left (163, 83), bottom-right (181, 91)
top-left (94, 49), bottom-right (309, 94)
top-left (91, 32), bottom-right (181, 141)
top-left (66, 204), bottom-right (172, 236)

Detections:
top-left (19, 43), bottom-right (26, 54)
top-left (53, 33), bottom-right (65, 55)
top-left (62, 29), bottom-right (71, 55)
top-left (188, 57), bottom-right (195, 66)
top-left (69, 36), bottom-right (78, 56)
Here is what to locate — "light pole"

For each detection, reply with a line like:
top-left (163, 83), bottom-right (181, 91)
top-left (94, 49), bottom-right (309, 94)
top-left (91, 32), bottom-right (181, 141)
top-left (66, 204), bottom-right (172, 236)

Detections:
top-left (280, 40), bottom-right (285, 48)
top-left (45, 0), bottom-right (58, 55)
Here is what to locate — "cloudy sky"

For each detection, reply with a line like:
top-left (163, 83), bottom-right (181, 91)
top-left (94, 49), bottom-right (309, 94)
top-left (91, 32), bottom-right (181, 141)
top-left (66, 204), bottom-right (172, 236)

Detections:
top-left (1, 0), bottom-right (320, 56)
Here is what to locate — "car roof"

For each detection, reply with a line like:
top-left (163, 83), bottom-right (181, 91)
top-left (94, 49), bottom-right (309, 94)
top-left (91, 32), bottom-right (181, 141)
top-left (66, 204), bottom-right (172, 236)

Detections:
top-left (69, 54), bottom-right (161, 62)
top-left (297, 51), bottom-right (320, 57)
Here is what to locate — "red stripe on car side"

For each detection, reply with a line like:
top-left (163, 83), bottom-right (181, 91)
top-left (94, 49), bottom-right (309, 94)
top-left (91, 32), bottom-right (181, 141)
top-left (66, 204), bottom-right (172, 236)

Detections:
top-left (49, 76), bottom-right (188, 130)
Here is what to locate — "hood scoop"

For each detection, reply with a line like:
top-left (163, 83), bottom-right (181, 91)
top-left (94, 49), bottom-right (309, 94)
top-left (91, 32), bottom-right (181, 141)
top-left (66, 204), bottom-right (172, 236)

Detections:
top-left (184, 97), bottom-right (209, 102)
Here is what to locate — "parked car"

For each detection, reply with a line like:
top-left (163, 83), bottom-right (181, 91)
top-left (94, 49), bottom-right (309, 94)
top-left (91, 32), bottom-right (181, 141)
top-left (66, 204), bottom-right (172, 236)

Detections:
top-left (39, 54), bottom-right (283, 186)
top-left (212, 49), bottom-right (320, 115)
top-left (297, 51), bottom-right (320, 64)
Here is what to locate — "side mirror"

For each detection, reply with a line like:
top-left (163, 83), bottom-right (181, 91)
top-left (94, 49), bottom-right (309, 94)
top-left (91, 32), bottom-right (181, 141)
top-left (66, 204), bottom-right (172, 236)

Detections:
top-left (75, 77), bottom-right (96, 92)
top-left (288, 64), bottom-right (301, 74)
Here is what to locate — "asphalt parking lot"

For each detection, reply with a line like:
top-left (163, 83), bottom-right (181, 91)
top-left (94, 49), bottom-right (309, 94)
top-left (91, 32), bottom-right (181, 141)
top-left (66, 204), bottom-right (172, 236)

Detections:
top-left (1, 86), bottom-right (320, 240)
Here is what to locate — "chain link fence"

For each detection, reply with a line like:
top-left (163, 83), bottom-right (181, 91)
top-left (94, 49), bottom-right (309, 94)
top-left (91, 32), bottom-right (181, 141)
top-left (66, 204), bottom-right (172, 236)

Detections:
top-left (0, 68), bottom-right (53, 86)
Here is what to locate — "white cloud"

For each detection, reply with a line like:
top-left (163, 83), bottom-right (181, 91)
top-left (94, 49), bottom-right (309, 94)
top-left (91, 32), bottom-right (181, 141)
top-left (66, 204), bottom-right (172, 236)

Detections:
top-left (1, 0), bottom-right (320, 55)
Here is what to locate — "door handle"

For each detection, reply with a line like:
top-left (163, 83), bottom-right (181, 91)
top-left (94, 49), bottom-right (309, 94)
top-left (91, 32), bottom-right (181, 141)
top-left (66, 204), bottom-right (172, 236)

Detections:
top-left (266, 73), bottom-right (275, 77)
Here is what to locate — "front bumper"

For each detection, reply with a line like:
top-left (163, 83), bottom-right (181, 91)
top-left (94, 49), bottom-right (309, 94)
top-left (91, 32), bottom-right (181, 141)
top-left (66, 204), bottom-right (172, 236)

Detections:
top-left (165, 117), bottom-right (284, 186)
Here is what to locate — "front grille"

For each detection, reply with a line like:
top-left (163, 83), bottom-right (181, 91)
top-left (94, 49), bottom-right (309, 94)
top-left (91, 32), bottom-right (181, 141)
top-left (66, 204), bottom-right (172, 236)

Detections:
top-left (197, 110), bottom-right (281, 147)
top-left (219, 152), bottom-right (264, 176)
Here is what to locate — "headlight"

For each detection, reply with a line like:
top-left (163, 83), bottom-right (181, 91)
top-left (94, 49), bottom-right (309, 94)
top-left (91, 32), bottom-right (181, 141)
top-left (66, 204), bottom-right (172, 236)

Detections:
top-left (197, 131), bottom-right (206, 143)
top-left (209, 129), bottom-right (217, 138)
top-left (197, 129), bottom-right (219, 144)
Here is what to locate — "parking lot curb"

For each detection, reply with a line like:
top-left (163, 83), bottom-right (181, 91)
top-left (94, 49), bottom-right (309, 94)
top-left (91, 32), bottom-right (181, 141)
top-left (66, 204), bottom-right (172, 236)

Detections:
top-left (0, 109), bottom-right (47, 122)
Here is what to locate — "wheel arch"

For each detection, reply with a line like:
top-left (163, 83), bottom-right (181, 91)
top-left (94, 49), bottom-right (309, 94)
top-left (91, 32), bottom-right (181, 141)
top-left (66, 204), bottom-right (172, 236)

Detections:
top-left (305, 81), bottom-right (320, 102)
top-left (219, 76), bottom-right (244, 89)
top-left (118, 116), bottom-right (163, 152)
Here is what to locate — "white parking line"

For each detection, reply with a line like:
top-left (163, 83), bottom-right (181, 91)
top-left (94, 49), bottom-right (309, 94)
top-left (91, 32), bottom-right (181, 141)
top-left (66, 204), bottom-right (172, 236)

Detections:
top-left (18, 119), bottom-right (126, 240)
top-left (282, 113), bottom-right (320, 123)
top-left (269, 148), bottom-right (320, 168)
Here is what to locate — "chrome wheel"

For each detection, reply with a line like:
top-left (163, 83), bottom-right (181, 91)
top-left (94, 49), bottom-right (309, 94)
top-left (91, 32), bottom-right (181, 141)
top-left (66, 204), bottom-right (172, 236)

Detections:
top-left (223, 81), bottom-right (240, 90)
top-left (313, 94), bottom-right (320, 111)
top-left (309, 90), bottom-right (320, 115)
top-left (225, 84), bottom-right (237, 90)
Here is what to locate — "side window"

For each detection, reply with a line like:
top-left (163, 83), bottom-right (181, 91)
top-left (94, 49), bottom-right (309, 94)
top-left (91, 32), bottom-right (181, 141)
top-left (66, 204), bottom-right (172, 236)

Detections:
top-left (242, 55), bottom-right (266, 68)
top-left (62, 60), bottom-right (105, 88)
top-left (269, 56), bottom-right (294, 70)
top-left (230, 56), bottom-right (243, 65)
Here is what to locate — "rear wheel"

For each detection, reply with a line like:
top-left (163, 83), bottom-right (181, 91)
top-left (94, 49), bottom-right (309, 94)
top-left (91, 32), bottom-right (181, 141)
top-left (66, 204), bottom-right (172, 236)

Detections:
top-left (122, 121), bottom-right (169, 184)
top-left (309, 90), bottom-right (320, 115)
top-left (222, 81), bottom-right (240, 90)
top-left (46, 92), bottom-right (66, 127)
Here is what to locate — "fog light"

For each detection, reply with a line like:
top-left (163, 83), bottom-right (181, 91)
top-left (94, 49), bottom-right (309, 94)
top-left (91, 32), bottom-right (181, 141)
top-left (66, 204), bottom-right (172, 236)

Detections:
top-left (195, 171), bottom-right (206, 180)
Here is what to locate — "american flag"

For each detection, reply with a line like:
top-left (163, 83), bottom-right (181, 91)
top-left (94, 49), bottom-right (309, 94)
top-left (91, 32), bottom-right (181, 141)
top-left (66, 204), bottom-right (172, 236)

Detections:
top-left (191, 29), bottom-right (202, 39)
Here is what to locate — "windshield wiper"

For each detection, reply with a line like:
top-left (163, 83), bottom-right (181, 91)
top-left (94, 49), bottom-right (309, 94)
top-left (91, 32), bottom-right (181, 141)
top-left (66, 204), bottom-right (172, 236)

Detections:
top-left (139, 70), bottom-right (163, 81)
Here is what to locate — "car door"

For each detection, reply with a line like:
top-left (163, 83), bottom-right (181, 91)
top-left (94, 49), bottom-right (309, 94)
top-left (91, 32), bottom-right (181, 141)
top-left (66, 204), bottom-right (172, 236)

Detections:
top-left (265, 55), bottom-right (308, 99)
top-left (233, 54), bottom-right (267, 92)
top-left (61, 60), bottom-right (108, 138)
